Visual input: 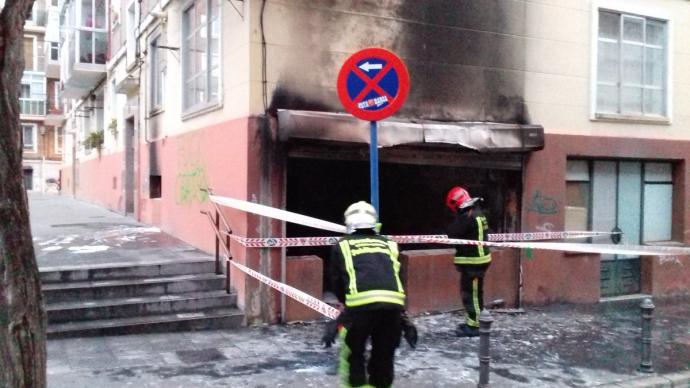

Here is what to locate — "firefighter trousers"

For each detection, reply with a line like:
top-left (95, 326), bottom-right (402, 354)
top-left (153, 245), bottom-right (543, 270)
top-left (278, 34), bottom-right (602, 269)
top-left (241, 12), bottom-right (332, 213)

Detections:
top-left (339, 309), bottom-right (402, 388)
top-left (457, 263), bottom-right (491, 328)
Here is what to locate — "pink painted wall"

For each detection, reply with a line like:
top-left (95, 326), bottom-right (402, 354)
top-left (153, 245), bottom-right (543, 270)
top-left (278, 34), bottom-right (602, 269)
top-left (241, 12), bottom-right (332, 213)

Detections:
top-left (522, 134), bottom-right (690, 305)
top-left (72, 152), bottom-right (125, 212)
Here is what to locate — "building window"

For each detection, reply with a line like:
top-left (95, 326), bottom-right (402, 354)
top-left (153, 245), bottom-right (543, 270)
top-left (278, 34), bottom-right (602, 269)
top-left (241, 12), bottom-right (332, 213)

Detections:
top-left (22, 124), bottom-right (38, 152)
top-left (149, 34), bottom-right (166, 112)
top-left (596, 10), bottom-right (668, 118)
top-left (25, 3), bottom-right (34, 21)
top-left (50, 42), bottom-right (59, 61)
top-left (565, 160), bottom-right (590, 231)
top-left (126, 0), bottom-right (138, 67)
top-left (23, 37), bottom-right (35, 70)
top-left (182, 0), bottom-right (220, 112)
top-left (78, 0), bottom-right (107, 64)
top-left (20, 72), bottom-right (47, 115)
top-left (565, 159), bottom-right (673, 243)
top-left (55, 127), bottom-right (63, 154)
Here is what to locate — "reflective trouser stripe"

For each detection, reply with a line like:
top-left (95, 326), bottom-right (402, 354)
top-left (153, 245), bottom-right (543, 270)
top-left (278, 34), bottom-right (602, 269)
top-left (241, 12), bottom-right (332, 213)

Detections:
top-left (467, 278), bottom-right (480, 327)
top-left (339, 327), bottom-right (352, 387)
top-left (454, 254), bottom-right (491, 265)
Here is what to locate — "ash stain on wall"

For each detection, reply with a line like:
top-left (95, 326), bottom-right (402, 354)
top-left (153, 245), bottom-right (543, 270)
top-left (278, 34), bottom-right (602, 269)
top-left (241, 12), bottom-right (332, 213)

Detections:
top-left (396, 0), bottom-right (529, 123)
top-left (267, 0), bottom-right (530, 124)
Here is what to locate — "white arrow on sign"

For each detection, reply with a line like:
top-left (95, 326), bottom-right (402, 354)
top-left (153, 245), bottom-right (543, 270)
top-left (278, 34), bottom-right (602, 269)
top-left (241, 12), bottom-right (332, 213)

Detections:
top-left (359, 61), bottom-right (383, 72)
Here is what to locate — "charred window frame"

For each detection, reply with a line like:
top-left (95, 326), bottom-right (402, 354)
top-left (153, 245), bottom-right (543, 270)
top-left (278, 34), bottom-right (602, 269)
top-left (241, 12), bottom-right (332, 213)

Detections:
top-left (593, 6), bottom-right (670, 122)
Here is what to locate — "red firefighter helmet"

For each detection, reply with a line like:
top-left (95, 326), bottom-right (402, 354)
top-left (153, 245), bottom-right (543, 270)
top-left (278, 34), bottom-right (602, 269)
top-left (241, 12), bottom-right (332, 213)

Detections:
top-left (446, 186), bottom-right (475, 212)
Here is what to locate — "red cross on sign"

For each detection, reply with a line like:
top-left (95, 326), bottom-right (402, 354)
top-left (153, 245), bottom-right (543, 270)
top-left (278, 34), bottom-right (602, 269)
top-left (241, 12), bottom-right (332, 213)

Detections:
top-left (337, 48), bottom-right (410, 121)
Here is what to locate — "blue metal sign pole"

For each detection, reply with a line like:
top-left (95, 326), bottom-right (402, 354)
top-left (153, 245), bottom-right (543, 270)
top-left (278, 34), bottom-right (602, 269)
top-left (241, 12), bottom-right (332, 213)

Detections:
top-left (370, 120), bottom-right (379, 214)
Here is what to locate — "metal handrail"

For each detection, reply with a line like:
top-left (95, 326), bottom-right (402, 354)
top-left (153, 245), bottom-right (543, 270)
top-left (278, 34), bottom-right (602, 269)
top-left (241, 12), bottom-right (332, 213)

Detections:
top-left (200, 209), bottom-right (233, 294)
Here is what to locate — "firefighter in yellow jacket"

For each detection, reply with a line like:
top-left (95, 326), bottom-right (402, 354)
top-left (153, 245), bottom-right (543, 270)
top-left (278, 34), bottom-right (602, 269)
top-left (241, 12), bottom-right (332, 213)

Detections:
top-left (445, 186), bottom-right (492, 337)
top-left (323, 201), bottom-right (417, 388)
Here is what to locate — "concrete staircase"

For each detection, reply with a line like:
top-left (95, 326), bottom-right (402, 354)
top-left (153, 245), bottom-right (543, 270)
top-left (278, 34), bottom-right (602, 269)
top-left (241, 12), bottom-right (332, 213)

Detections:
top-left (41, 258), bottom-right (244, 338)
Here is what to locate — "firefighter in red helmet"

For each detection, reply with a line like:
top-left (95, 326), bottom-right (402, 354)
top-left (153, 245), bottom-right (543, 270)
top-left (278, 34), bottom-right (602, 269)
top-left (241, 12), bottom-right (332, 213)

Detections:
top-left (445, 186), bottom-right (491, 337)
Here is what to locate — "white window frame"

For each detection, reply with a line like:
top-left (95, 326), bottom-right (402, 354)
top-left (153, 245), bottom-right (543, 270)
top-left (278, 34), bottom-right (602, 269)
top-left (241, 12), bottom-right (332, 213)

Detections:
top-left (148, 31), bottom-right (166, 113)
top-left (22, 123), bottom-right (38, 153)
top-left (590, 0), bottom-right (673, 123)
top-left (181, 0), bottom-right (222, 117)
top-left (126, 0), bottom-right (139, 68)
top-left (76, 0), bottom-right (108, 64)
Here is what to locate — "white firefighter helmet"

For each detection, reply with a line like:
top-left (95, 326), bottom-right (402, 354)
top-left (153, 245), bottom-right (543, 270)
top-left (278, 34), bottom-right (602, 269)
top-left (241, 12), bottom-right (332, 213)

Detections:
top-left (344, 201), bottom-right (377, 233)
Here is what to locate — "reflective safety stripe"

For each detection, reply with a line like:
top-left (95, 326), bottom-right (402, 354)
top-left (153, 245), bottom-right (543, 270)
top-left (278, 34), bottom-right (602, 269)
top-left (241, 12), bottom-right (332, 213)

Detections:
top-left (340, 241), bottom-right (358, 295)
top-left (467, 277), bottom-right (480, 328)
top-left (349, 247), bottom-right (393, 256)
top-left (454, 254), bottom-right (492, 265)
top-left (387, 241), bottom-right (404, 293)
top-left (347, 238), bottom-right (389, 246)
top-left (345, 289), bottom-right (406, 307)
top-left (476, 217), bottom-right (486, 257)
top-left (339, 327), bottom-right (352, 387)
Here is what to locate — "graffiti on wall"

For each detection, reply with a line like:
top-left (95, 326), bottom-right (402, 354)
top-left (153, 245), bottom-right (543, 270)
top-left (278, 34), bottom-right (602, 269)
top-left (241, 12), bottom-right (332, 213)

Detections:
top-left (527, 190), bottom-right (558, 215)
top-left (176, 164), bottom-right (209, 205)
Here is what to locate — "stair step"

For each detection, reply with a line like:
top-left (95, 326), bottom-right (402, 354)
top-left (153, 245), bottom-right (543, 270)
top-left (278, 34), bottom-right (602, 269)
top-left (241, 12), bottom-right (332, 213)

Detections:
top-left (42, 273), bottom-right (227, 303)
top-left (40, 258), bottom-right (218, 283)
top-left (47, 290), bottom-right (236, 323)
top-left (47, 307), bottom-right (245, 338)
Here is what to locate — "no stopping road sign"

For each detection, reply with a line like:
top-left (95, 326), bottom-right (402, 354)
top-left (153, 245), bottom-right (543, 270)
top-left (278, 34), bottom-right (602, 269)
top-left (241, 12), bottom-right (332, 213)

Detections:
top-left (337, 48), bottom-right (410, 121)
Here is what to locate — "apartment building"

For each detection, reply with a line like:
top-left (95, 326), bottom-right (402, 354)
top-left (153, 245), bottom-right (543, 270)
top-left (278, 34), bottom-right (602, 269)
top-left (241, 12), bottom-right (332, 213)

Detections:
top-left (58, 0), bottom-right (690, 323)
top-left (19, 0), bottom-right (64, 192)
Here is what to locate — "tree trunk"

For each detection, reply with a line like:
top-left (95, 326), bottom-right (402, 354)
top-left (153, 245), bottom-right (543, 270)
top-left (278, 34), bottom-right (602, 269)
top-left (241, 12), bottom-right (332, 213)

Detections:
top-left (0, 0), bottom-right (48, 387)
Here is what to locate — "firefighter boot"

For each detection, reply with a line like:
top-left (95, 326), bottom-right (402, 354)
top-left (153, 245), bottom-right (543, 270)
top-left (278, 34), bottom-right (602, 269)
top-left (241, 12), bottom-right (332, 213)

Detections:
top-left (455, 323), bottom-right (479, 337)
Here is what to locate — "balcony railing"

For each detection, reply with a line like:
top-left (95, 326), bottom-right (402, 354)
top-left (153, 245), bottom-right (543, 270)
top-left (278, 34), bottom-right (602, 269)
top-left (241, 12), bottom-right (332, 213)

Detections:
top-left (20, 95), bottom-right (47, 116)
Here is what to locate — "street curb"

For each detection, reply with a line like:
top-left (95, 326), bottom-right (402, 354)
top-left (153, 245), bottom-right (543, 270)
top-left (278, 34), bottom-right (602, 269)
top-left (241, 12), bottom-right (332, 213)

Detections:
top-left (594, 370), bottom-right (690, 387)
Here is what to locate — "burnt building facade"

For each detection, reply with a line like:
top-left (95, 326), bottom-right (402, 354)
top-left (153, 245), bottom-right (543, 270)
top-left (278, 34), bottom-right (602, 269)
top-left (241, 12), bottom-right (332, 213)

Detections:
top-left (59, 0), bottom-right (690, 323)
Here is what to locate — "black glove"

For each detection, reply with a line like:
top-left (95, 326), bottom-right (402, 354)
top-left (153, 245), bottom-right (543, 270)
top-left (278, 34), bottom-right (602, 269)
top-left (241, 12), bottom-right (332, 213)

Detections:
top-left (401, 312), bottom-right (418, 349)
top-left (321, 319), bottom-right (339, 348)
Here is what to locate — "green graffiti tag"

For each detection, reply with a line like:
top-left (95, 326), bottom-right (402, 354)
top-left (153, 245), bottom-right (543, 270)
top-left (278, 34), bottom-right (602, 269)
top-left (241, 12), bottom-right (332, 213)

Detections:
top-left (527, 190), bottom-right (559, 215)
top-left (176, 164), bottom-right (209, 205)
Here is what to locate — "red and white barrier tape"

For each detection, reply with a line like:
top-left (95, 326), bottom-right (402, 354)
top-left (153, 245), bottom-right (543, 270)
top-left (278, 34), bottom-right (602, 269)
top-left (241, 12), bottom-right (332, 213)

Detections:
top-left (229, 259), bottom-right (339, 319)
top-left (211, 195), bottom-right (690, 256)
top-left (414, 236), bottom-right (690, 257)
top-left (229, 233), bottom-right (690, 256)
top-left (488, 231), bottom-right (617, 241)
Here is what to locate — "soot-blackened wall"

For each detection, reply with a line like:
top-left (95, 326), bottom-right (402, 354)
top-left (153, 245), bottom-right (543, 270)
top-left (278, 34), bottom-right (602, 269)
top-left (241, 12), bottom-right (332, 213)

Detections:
top-left (265, 0), bottom-right (529, 124)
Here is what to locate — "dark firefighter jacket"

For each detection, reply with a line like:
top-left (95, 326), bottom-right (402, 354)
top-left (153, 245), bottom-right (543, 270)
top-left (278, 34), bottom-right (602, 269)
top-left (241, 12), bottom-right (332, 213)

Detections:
top-left (329, 229), bottom-right (405, 311)
top-left (446, 206), bottom-right (492, 265)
